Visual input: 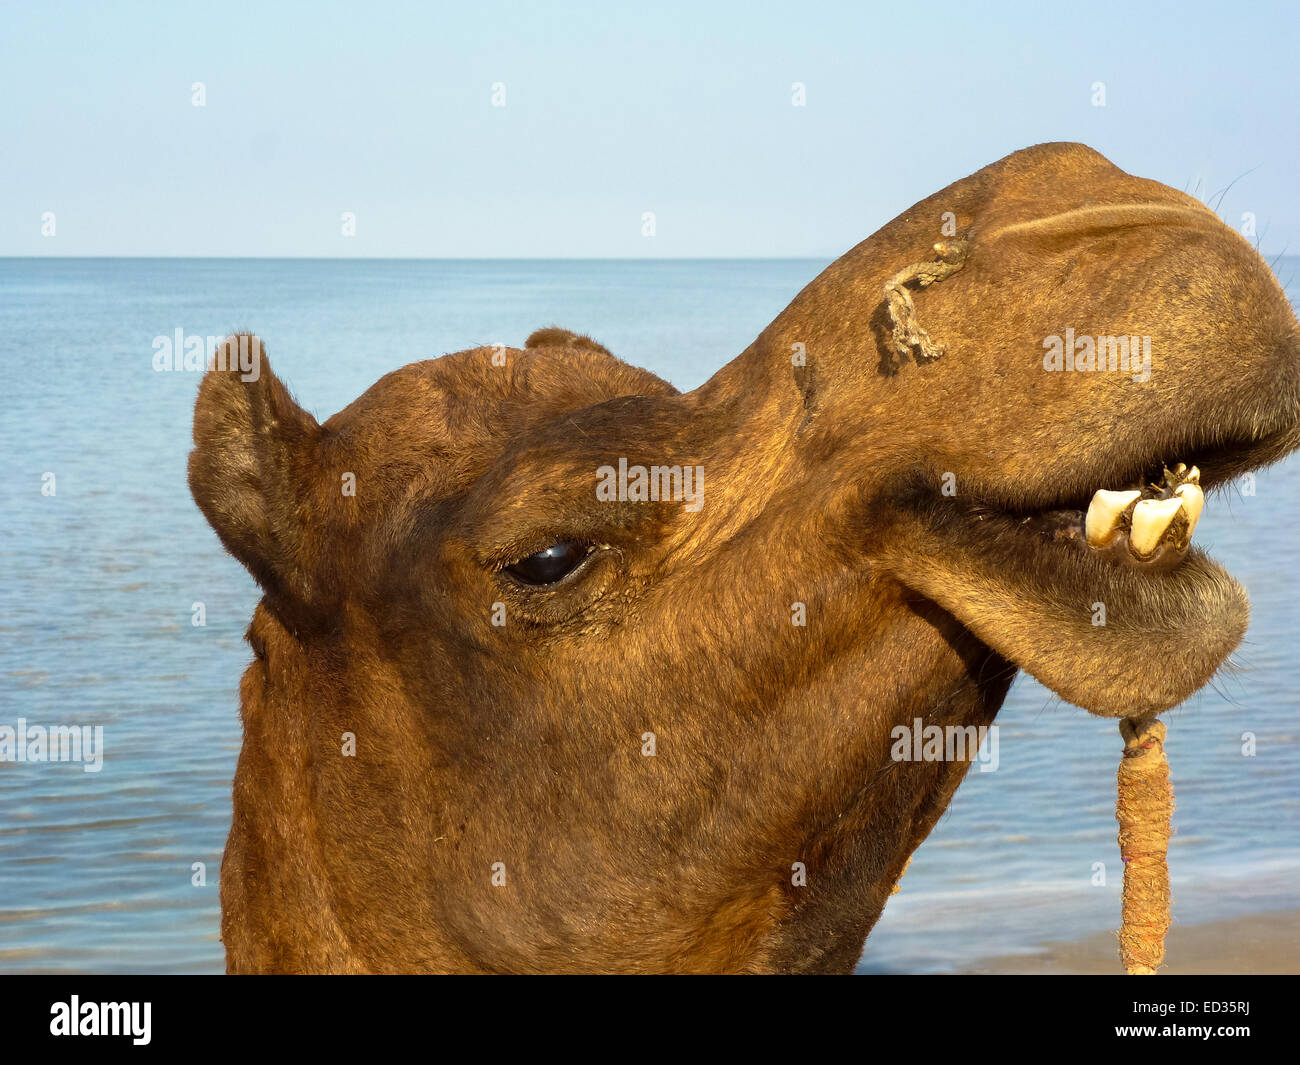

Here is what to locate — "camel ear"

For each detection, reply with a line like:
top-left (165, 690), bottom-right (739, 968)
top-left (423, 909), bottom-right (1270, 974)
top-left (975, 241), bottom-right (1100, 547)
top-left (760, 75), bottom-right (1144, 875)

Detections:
top-left (188, 335), bottom-right (321, 605)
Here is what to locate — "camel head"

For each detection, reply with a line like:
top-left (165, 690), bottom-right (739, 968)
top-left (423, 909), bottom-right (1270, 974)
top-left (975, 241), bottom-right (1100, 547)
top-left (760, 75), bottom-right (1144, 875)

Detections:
top-left (190, 143), bottom-right (1300, 973)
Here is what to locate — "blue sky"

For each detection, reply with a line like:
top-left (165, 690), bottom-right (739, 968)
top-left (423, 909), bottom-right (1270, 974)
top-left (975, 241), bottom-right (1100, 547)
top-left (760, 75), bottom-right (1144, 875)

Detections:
top-left (2, 0), bottom-right (1296, 257)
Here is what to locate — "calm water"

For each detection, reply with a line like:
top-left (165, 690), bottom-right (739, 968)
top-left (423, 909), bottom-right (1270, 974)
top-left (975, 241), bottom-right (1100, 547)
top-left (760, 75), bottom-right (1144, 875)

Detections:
top-left (1, 257), bottom-right (1297, 974)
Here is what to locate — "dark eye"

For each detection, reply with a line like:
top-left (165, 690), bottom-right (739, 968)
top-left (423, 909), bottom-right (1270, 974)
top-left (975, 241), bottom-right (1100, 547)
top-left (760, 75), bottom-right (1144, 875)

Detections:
top-left (505, 541), bottom-right (593, 586)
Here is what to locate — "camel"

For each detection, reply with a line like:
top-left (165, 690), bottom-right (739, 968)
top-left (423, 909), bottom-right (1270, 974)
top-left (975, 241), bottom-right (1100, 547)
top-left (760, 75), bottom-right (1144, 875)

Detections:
top-left (189, 142), bottom-right (1300, 973)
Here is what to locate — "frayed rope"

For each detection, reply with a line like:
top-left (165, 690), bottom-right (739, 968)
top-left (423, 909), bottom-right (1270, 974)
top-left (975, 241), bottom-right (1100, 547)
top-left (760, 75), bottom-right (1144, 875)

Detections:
top-left (1117, 716), bottom-right (1174, 974)
top-left (882, 238), bottom-right (970, 368)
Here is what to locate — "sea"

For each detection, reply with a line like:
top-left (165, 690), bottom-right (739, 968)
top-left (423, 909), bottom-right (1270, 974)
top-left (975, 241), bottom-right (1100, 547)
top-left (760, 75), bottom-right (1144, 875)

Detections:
top-left (1, 257), bottom-right (1297, 973)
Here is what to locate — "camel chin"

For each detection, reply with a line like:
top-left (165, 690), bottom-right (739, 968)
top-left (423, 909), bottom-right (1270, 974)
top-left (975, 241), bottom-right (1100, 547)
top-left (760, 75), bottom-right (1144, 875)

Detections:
top-left (874, 454), bottom-right (1271, 718)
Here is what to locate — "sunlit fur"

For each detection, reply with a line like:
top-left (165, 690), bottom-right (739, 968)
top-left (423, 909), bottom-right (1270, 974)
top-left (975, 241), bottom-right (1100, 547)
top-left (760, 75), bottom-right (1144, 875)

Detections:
top-left (190, 143), bottom-right (1300, 973)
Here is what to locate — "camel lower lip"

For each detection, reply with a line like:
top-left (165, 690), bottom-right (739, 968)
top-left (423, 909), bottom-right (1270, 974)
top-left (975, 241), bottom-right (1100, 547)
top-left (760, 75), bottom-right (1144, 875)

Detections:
top-left (881, 473), bottom-right (1251, 718)
top-left (1017, 508), bottom-right (1190, 572)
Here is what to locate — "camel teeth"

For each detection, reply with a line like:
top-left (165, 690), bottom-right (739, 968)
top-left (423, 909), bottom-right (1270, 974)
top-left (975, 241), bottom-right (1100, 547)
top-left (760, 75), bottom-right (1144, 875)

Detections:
top-left (1186, 465), bottom-right (1200, 485)
top-left (1174, 482), bottom-right (1204, 535)
top-left (1129, 497), bottom-right (1184, 557)
top-left (1085, 489), bottom-right (1141, 547)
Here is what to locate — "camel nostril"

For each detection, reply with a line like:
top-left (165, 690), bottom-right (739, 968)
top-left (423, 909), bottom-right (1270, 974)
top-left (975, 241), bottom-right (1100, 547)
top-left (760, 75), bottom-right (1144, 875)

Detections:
top-left (505, 541), bottom-right (593, 586)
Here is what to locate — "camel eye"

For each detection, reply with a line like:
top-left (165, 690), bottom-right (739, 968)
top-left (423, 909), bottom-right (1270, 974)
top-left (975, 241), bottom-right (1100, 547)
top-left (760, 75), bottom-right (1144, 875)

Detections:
top-left (505, 541), bottom-right (593, 586)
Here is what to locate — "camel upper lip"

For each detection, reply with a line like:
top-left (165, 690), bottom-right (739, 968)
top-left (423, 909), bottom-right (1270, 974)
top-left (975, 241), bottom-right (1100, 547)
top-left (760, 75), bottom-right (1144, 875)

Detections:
top-left (992, 423), bottom-right (1295, 521)
top-left (949, 430), bottom-right (1285, 577)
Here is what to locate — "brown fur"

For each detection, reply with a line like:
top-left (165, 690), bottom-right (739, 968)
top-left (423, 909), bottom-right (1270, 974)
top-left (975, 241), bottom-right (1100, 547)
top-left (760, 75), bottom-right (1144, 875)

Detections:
top-left (190, 143), bottom-right (1300, 973)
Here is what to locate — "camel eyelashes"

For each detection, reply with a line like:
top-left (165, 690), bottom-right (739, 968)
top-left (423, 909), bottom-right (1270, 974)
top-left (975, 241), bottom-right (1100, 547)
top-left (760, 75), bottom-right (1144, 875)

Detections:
top-left (504, 541), bottom-right (595, 586)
